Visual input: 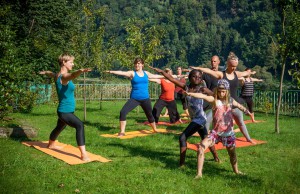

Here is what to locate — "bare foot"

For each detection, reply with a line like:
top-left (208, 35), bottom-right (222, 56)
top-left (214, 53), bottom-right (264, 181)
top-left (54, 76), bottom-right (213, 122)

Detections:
top-left (117, 132), bottom-right (125, 137)
top-left (248, 139), bottom-right (257, 145)
top-left (81, 155), bottom-right (90, 162)
top-left (47, 144), bottom-right (63, 150)
top-left (235, 171), bottom-right (245, 175)
top-left (194, 174), bottom-right (202, 179)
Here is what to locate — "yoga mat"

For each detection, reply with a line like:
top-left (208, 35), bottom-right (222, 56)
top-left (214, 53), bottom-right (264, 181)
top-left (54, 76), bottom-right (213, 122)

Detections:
top-left (187, 137), bottom-right (267, 152)
top-left (22, 141), bottom-right (111, 165)
top-left (233, 120), bottom-right (265, 125)
top-left (101, 128), bottom-right (181, 139)
top-left (142, 120), bottom-right (189, 126)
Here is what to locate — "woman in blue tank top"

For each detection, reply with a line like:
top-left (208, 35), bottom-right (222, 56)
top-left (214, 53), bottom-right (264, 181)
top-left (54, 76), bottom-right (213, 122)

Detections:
top-left (191, 52), bottom-right (257, 144)
top-left (39, 53), bottom-right (92, 161)
top-left (106, 57), bottom-right (165, 137)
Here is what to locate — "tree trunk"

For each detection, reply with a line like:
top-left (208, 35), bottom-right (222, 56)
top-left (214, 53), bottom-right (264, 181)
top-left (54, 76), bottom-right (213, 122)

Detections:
top-left (275, 60), bottom-right (286, 134)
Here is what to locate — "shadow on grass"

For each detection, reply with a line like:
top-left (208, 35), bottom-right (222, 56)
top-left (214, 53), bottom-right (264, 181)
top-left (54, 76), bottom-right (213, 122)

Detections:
top-left (8, 129), bottom-right (32, 142)
top-left (107, 141), bottom-right (263, 186)
top-left (27, 112), bottom-right (56, 117)
top-left (84, 120), bottom-right (114, 131)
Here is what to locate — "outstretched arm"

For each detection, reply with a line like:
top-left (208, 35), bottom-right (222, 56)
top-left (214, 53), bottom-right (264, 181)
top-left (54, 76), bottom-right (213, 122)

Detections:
top-left (185, 92), bottom-right (214, 103)
top-left (190, 66), bottom-right (223, 79)
top-left (105, 70), bottom-right (134, 79)
top-left (148, 66), bottom-right (185, 88)
top-left (236, 70), bottom-right (256, 78)
top-left (61, 68), bottom-right (92, 82)
top-left (251, 78), bottom-right (263, 82)
top-left (39, 71), bottom-right (55, 78)
top-left (149, 78), bottom-right (162, 84)
top-left (145, 71), bottom-right (165, 79)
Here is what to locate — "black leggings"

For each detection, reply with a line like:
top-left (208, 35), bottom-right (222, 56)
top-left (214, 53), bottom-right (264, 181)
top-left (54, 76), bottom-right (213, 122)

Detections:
top-left (175, 92), bottom-right (188, 110)
top-left (179, 121), bottom-right (207, 147)
top-left (50, 112), bottom-right (85, 146)
top-left (241, 96), bottom-right (254, 113)
top-left (120, 98), bottom-right (155, 123)
top-left (152, 99), bottom-right (180, 123)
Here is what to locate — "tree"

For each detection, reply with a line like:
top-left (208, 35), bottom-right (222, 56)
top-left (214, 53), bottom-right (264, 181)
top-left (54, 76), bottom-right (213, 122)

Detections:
top-left (271, 0), bottom-right (300, 133)
top-left (0, 4), bottom-right (21, 119)
top-left (69, 0), bottom-right (108, 118)
top-left (115, 18), bottom-right (165, 67)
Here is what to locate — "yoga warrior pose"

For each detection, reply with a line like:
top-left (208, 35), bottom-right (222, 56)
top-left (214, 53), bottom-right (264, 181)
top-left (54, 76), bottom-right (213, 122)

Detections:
top-left (202, 55), bottom-right (221, 131)
top-left (174, 66), bottom-right (190, 117)
top-left (188, 79), bottom-right (251, 178)
top-left (106, 57), bottom-right (166, 137)
top-left (239, 68), bottom-right (263, 122)
top-left (149, 68), bottom-right (182, 124)
top-left (39, 53), bottom-right (91, 161)
top-left (191, 52), bottom-right (256, 144)
top-left (149, 66), bottom-right (219, 166)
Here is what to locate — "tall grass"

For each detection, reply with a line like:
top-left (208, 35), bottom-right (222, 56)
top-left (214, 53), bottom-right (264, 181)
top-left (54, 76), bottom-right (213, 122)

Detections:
top-left (0, 101), bottom-right (299, 193)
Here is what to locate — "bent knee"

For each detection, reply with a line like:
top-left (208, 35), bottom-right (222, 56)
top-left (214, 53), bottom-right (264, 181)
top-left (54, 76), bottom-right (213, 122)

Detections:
top-left (198, 143), bottom-right (206, 155)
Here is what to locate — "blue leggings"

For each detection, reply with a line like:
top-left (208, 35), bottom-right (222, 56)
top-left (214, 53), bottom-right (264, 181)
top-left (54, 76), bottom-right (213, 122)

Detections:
top-left (50, 112), bottom-right (85, 146)
top-left (120, 98), bottom-right (155, 123)
top-left (179, 122), bottom-right (207, 147)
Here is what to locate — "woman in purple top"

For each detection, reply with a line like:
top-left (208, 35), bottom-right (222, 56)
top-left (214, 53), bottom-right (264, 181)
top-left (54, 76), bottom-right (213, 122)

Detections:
top-left (39, 53), bottom-right (91, 161)
top-left (106, 57), bottom-right (165, 137)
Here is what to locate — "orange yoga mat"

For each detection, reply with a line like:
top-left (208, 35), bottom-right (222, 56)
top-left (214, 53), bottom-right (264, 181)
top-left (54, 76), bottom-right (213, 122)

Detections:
top-left (100, 128), bottom-right (181, 139)
top-left (142, 120), bottom-right (189, 126)
top-left (22, 141), bottom-right (112, 165)
top-left (187, 137), bottom-right (267, 152)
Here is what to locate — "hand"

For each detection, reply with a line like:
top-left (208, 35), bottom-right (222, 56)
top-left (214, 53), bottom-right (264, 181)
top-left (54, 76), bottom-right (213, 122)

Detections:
top-left (39, 71), bottom-right (46, 75)
top-left (251, 71), bottom-right (256, 75)
top-left (182, 90), bottom-right (188, 96)
top-left (244, 110), bottom-right (251, 115)
top-left (189, 66), bottom-right (197, 70)
top-left (80, 68), bottom-right (92, 73)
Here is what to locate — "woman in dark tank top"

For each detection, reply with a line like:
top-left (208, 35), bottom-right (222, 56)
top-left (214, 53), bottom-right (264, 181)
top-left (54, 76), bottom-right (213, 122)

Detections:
top-left (190, 52), bottom-right (257, 144)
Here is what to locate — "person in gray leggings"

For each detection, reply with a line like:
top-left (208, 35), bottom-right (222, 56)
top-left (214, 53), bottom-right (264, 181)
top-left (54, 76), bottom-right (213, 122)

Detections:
top-left (191, 52), bottom-right (256, 144)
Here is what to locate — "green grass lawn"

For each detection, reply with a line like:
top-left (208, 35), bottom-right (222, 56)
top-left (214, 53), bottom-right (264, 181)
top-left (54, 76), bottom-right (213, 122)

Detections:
top-left (0, 100), bottom-right (300, 193)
